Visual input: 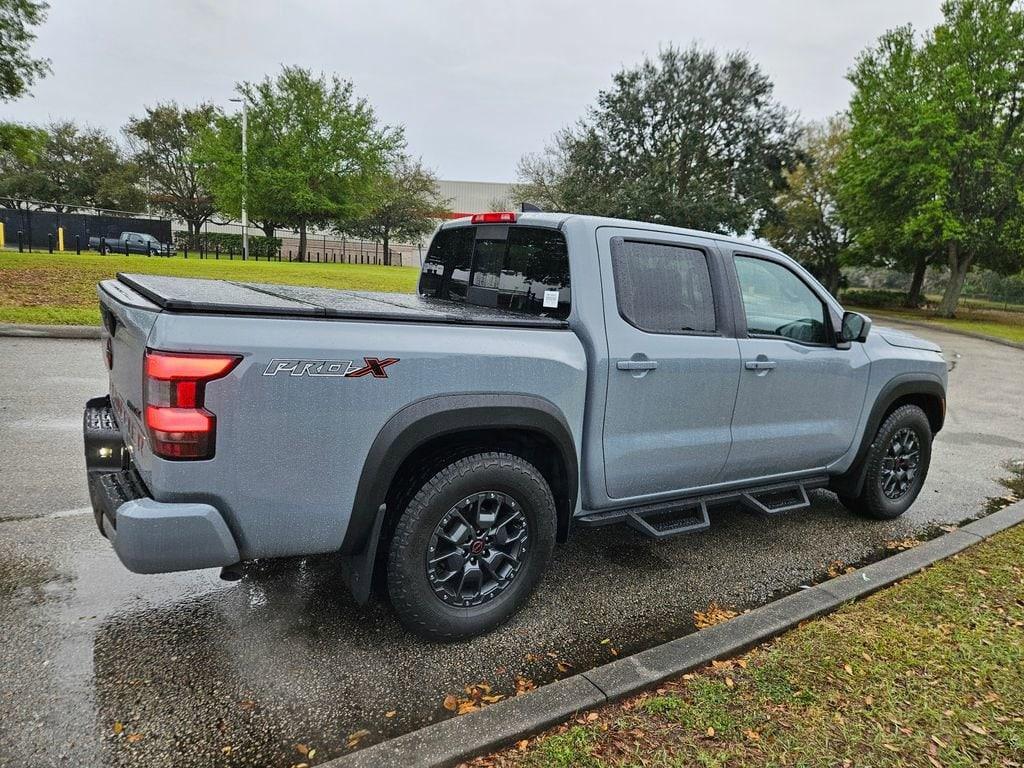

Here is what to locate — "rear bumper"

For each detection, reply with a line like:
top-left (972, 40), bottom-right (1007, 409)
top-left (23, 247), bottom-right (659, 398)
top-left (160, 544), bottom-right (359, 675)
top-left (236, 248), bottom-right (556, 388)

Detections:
top-left (84, 396), bottom-right (240, 574)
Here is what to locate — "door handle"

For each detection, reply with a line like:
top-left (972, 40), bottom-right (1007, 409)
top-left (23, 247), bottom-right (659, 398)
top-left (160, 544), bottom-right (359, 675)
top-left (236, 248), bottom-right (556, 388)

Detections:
top-left (744, 359), bottom-right (777, 371)
top-left (617, 359), bottom-right (659, 371)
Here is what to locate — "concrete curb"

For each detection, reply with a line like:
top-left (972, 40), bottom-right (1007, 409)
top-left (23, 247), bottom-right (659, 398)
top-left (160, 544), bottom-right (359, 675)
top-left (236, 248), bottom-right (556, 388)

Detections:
top-left (331, 500), bottom-right (1024, 768)
top-left (0, 323), bottom-right (101, 339)
top-left (867, 311), bottom-right (1024, 351)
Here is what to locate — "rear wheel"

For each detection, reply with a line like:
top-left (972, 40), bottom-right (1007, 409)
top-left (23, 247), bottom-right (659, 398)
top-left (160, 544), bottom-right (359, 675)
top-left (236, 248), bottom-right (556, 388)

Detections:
top-left (387, 452), bottom-right (556, 640)
top-left (839, 404), bottom-right (932, 520)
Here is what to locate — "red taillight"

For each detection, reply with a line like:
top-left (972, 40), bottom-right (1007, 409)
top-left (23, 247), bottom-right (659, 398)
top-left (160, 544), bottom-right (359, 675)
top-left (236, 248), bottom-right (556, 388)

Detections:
top-left (470, 212), bottom-right (517, 224)
top-left (144, 350), bottom-right (241, 460)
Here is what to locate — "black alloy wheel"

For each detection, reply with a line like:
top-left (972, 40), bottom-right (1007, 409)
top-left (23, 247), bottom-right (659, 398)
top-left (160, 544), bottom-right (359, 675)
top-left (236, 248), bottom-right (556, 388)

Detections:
top-left (426, 491), bottom-right (529, 607)
top-left (879, 427), bottom-right (921, 500)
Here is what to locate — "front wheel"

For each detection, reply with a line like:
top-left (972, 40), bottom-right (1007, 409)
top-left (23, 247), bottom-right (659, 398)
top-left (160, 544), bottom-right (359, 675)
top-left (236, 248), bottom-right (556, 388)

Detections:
top-left (840, 404), bottom-right (933, 520)
top-left (387, 452), bottom-right (556, 640)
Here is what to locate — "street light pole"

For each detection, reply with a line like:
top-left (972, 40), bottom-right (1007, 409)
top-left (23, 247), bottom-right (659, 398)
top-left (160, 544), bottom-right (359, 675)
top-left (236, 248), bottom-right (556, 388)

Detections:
top-left (230, 95), bottom-right (249, 261)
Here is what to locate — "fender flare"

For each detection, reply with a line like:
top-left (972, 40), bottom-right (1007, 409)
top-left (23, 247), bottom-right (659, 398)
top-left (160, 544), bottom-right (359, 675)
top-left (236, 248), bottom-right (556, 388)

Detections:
top-left (339, 393), bottom-right (579, 602)
top-left (831, 373), bottom-right (946, 498)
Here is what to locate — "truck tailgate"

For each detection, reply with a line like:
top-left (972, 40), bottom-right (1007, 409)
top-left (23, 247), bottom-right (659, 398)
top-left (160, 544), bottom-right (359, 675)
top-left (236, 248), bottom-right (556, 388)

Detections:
top-left (97, 279), bottom-right (162, 482)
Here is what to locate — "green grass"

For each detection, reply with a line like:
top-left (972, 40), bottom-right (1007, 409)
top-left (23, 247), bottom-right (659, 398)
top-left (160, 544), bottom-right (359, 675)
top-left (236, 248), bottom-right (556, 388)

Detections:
top-left (852, 305), bottom-right (1024, 344)
top-left (0, 251), bottom-right (420, 325)
top-left (479, 521), bottom-right (1024, 768)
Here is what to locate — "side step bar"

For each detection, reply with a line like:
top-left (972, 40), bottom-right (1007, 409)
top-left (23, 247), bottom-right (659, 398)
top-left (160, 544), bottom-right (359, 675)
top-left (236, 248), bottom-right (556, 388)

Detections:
top-left (741, 483), bottom-right (811, 516)
top-left (577, 476), bottom-right (827, 540)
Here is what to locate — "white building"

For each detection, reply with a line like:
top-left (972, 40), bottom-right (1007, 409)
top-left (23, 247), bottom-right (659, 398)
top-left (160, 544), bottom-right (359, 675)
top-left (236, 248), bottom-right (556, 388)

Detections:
top-left (436, 180), bottom-right (520, 219)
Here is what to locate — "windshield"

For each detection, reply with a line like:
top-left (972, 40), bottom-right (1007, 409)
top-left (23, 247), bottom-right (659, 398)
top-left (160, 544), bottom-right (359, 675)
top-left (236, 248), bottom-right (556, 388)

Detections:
top-left (419, 225), bottom-right (571, 319)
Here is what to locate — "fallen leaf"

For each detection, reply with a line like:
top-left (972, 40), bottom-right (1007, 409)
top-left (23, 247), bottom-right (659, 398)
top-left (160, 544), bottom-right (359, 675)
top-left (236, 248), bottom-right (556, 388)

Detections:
top-left (385, 710), bottom-right (397, 719)
top-left (844, 663), bottom-right (854, 676)
top-left (694, 603), bottom-right (739, 629)
top-left (112, 721), bottom-right (124, 736)
top-left (222, 746), bottom-right (233, 755)
top-left (126, 733), bottom-right (143, 744)
top-left (308, 749), bottom-right (316, 760)
top-left (600, 638), bottom-right (611, 645)
top-left (864, 695), bottom-right (874, 706)
top-left (586, 712), bottom-right (599, 721)
top-left (885, 538), bottom-right (921, 551)
top-left (442, 695), bottom-right (459, 712)
top-left (556, 661), bottom-right (573, 673)
top-left (706, 726), bottom-right (716, 737)
top-left (346, 729), bottom-right (370, 748)
top-left (515, 677), bottom-right (536, 695)
top-left (744, 729), bottom-right (761, 741)
top-left (931, 735), bottom-right (948, 748)
top-left (295, 744), bottom-right (309, 756)
top-left (726, 677), bottom-right (735, 689)
top-left (965, 723), bottom-right (988, 736)
top-left (516, 739), bottom-right (529, 751)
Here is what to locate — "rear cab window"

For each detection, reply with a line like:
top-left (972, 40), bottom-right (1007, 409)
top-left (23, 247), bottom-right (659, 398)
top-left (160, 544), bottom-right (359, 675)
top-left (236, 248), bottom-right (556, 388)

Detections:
top-left (419, 225), bottom-right (571, 320)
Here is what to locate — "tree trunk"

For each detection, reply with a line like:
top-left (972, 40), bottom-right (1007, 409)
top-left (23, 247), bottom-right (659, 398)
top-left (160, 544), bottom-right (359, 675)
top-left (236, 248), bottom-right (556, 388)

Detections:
top-left (261, 222), bottom-right (275, 239)
top-left (820, 259), bottom-right (841, 298)
top-left (296, 220), bottom-right (307, 262)
top-left (382, 231), bottom-right (390, 267)
top-left (905, 253), bottom-right (928, 308)
top-left (937, 241), bottom-right (972, 318)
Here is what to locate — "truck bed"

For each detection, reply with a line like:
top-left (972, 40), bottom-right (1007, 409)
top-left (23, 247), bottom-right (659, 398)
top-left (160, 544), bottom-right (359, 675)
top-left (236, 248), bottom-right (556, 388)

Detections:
top-left (114, 273), bottom-right (568, 329)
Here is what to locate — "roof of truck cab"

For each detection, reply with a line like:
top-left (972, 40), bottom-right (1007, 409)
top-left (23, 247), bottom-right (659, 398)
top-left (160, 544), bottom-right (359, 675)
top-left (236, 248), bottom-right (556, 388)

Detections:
top-left (440, 212), bottom-right (783, 256)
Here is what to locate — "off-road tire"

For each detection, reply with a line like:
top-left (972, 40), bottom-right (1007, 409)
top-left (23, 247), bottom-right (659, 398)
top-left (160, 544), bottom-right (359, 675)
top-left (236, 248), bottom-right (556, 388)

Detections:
top-left (839, 404), bottom-right (932, 520)
top-left (387, 452), bottom-right (556, 640)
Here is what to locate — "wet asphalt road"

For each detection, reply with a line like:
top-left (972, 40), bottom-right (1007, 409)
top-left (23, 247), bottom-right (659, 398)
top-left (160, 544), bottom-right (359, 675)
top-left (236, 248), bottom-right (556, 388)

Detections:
top-left (1, 324), bottom-right (1022, 768)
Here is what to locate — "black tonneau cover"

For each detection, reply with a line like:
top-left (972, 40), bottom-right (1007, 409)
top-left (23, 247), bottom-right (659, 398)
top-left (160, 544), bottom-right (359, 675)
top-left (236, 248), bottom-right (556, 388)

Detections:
top-left (114, 273), bottom-right (569, 329)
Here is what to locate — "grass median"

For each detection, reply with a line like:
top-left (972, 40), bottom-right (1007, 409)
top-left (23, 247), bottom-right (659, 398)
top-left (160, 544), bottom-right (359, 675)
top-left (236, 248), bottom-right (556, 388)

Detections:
top-left (0, 251), bottom-right (420, 326)
top-left (852, 305), bottom-right (1024, 345)
top-left (472, 521), bottom-right (1024, 768)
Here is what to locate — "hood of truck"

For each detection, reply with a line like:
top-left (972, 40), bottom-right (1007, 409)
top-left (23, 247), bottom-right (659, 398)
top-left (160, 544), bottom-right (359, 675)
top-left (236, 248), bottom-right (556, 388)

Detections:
top-left (875, 325), bottom-right (942, 353)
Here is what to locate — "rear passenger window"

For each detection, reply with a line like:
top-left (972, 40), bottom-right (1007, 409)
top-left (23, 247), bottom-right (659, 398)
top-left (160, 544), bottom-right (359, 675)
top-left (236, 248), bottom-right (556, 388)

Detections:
top-left (419, 227), bottom-right (474, 300)
top-left (611, 240), bottom-right (717, 334)
top-left (419, 226), bottom-right (571, 319)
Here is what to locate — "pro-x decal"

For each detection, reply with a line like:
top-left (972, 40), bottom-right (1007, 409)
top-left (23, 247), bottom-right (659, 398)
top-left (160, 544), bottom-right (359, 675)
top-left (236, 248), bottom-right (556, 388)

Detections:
top-left (263, 357), bottom-right (399, 378)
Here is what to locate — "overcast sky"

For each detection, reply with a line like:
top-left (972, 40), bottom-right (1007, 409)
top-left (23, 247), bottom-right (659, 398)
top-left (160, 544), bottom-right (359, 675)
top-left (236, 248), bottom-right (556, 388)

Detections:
top-left (1, 0), bottom-right (943, 181)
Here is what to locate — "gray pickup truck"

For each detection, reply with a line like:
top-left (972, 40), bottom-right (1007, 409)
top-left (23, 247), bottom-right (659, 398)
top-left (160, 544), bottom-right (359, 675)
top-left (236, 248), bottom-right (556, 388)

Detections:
top-left (89, 231), bottom-right (170, 255)
top-left (84, 212), bottom-right (947, 639)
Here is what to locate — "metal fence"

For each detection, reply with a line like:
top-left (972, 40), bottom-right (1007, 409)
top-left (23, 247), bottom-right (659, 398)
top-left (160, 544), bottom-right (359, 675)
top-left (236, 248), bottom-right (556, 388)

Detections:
top-left (0, 200), bottom-right (171, 253)
top-left (0, 199), bottom-right (425, 267)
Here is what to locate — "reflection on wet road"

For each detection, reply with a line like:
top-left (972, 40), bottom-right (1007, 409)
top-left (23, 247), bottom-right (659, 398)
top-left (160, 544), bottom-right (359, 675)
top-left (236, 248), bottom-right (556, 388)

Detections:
top-left (0, 323), bottom-right (1021, 767)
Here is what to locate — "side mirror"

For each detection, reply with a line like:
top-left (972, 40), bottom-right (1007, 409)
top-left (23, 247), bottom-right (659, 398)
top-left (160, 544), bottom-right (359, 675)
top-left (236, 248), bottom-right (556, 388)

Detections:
top-left (839, 311), bottom-right (871, 344)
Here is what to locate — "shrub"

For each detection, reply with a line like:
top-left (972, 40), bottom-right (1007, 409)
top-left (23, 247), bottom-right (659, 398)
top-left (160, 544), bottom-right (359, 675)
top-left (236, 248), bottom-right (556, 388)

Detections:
top-left (840, 287), bottom-right (912, 309)
top-left (173, 231), bottom-right (282, 259)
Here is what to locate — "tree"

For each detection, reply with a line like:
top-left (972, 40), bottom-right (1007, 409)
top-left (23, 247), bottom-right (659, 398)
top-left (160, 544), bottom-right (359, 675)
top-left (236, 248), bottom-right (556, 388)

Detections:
top-left (341, 156), bottom-right (449, 265)
top-left (837, 26), bottom-right (942, 308)
top-left (759, 118), bottom-right (851, 296)
top-left (0, 120), bottom-right (144, 210)
top-left (516, 45), bottom-right (799, 234)
top-left (125, 103), bottom-right (220, 236)
top-left (0, 0), bottom-right (49, 102)
top-left (840, 1), bottom-right (1024, 317)
top-left (200, 66), bottom-right (401, 260)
